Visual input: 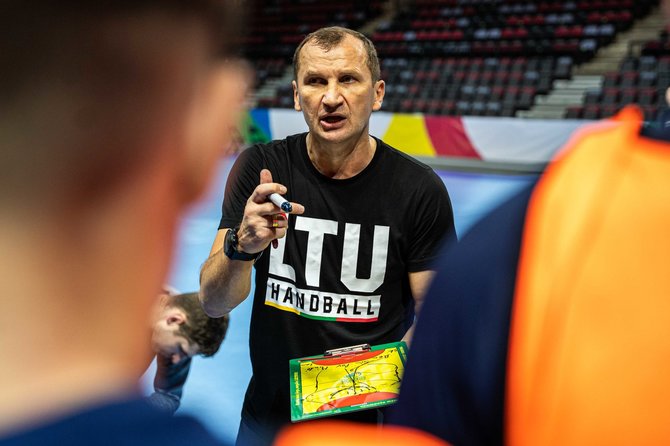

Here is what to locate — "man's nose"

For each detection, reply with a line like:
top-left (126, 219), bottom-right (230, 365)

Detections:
top-left (322, 82), bottom-right (343, 107)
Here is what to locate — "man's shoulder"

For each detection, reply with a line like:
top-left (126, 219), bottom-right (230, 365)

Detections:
top-left (375, 138), bottom-right (433, 171)
top-left (0, 398), bottom-right (227, 446)
top-left (238, 133), bottom-right (305, 168)
top-left (374, 138), bottom-right (445, 195)
top-left (252, 133), bottom-right (305, 151)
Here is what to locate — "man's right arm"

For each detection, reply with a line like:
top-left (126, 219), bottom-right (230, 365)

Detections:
top-left (199, 228), bottom-right (255, 317)
top-left (199, 168), bottom-right (305, 317)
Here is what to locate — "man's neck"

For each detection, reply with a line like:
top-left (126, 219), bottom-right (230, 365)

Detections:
top-left (306, 132), bottom-right (377, 179)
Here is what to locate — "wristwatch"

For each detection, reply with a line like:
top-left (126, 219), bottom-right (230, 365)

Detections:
top-left (223, 226), bottom-right (262, 262)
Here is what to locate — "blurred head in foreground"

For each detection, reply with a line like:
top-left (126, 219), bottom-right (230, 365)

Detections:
top-left (0, 0), bottom-right (248, 439)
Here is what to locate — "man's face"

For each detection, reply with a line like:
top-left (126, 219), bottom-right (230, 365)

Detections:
top-left (292, 34), bottom-right (385, 147)
top-left (151, 308), bottom-right (199, 364)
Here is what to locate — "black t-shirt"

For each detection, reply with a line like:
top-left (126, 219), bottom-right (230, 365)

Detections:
top-left (219, 133), bottom-right (456, 430)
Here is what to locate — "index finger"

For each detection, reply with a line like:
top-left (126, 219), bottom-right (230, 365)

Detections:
top-left (251, 169), bottom-right (286, 202)
top-left (260, 168), bottom-right (273, 185)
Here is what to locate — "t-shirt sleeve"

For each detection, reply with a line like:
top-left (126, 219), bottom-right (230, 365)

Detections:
top-left (148, 355), bottom-right (192, 414)
top-left (153, 355), bottom-right (191, 398)
top-left (218, 145), bottom-right (266, 230)
top-left (406, 168), bottom-right (457, 272)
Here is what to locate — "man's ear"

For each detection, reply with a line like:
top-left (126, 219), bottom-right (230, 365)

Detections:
top-left (179, 61), bottom-right (251, 205)
top-left (293, 80), bottom-right (302, 111)
top-left (165, 309), bottom-right (186, 326)
top-left (372, 79), bottom-right (385, 112)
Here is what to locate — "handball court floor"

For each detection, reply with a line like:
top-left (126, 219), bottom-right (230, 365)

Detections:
top-left (141, 156), bottom-right (538, 444)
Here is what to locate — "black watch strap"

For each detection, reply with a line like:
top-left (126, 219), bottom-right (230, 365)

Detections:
top-left (223, 226), bottom-right (262, 262)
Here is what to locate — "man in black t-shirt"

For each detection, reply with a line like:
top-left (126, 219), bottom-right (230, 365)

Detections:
top-left (199, 26), bottom-right (456, 445)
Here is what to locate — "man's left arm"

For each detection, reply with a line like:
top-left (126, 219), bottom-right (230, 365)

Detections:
top-left (402, 270), bottom-right (435, 346)
top-left (147, 355), bottom-right (192, 414)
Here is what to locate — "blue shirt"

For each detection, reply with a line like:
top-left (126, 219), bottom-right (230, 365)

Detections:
top-left (0, 397), bottom-right (227, 446)
top-left (388, 185), bottom-right (535, 445)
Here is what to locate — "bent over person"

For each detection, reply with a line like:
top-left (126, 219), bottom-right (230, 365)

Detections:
top-left (199, 26), bottom-right (456, 445)
top-left (148, 290), bottom-right (229, 414)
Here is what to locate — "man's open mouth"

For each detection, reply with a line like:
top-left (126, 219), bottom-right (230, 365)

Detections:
top-left (321, 115), bottom-right (345, 124)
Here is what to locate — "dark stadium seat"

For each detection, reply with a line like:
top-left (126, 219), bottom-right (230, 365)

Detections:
top-left (620, 72), bottom-right (639, 88)
top-left (517, 86), bottom-right (537, 110)
top-left (582, 104), bottom-right (602, 119)
top-left (583, 90), bottom-right (600, 105)
top-left (638, 88), bottom-right (658, 106)
top-left (565, 106), bottom-right (583, 119)
top-left (602, 72), bottom-right (620, 88)
top-left (601, 87), bottom-right (620, 106)
top-left (619, 88), bottom-right (638, 106)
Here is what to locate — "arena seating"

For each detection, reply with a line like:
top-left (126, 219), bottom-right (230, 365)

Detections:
top-left (565, 33), bottom-right (670, 120)
top-left (244, 0), bottom-right (663, 118)
top-left (242, 0), bottom-right (386, 104)
top-left (380, 56), bottom-right (572, 116)
top-left (371, 0), bottom-right (648, 61)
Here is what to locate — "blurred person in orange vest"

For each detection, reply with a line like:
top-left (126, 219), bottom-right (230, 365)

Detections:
top-left (387, 6), bottom-right (670, 445)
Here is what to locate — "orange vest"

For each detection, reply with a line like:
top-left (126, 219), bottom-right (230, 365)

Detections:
top-left (274, 420), bottom-right (449, 445)
top-left (507, 106), bottom-right (670, 445)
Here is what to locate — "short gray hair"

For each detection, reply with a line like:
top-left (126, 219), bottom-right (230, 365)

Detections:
top-left (292, 26), bottom-right (381, 82)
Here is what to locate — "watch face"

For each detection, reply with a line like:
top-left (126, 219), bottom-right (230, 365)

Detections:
top-left (224, 228), bottom-right (236, 258)
top-left (224, 227), bottom-right (259, 261)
